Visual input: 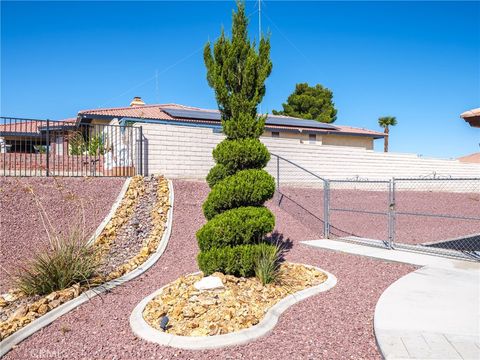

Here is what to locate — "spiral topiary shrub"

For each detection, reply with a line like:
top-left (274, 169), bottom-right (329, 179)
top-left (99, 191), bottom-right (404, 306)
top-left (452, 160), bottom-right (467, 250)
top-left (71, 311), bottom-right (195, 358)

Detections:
top-left (202, 169), bottom-right (275, 220)
top-left (197, 206), bottom-right (275, 252)
top-left (197, 243), bottom-right (277, 277)
top-left (213, 139), bottom-right (270, 173)
top-left (198, 1), bottom-right (275, 278)
top-left (206, 164), bottom-right (231, 188)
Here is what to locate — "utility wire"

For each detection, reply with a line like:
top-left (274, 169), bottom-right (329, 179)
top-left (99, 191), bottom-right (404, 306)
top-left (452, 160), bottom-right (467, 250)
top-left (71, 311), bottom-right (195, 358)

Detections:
top-left (263, 12), bottom-right (315, 69)
top-left (98, 6), bottom-right (260, 109)
top-left (98, 46), bottom-right (204, 108)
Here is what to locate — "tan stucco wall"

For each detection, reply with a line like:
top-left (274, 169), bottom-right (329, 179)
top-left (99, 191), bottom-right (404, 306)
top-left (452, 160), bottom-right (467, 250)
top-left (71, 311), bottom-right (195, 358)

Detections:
top-left (89, 117), bottom-right (375, 149)
top-left (322, 134), bottom-right (373, 150)
top-left (263, 130), bottom-right (322, 143)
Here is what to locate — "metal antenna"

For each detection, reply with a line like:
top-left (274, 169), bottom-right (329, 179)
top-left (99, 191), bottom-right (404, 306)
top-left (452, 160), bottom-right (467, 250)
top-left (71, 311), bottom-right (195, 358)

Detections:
top-left (258, 0), bottom-right (262, 114)
top-left (258, 0), bottom-right (262, 41)
top-left (155, 69), bottom-right (159, 102)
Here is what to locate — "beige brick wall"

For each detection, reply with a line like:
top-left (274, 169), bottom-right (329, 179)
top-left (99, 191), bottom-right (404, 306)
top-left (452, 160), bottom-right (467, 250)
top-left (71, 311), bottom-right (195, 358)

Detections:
top-left (137, 123), bottom-right (480, 181)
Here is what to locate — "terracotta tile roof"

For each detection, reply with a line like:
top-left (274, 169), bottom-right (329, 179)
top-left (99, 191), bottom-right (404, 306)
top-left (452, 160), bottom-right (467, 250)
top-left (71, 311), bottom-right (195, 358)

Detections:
top-left (458, 152), bottom-right (480, 164)
top-left (78, 103), bottom-right (385, 138)
top-left (0, 118), bottom-right (76, 135)
top-left (78, 104), bottom-right (201, 121)
top-left (460, 108), bottom-right (480, 119)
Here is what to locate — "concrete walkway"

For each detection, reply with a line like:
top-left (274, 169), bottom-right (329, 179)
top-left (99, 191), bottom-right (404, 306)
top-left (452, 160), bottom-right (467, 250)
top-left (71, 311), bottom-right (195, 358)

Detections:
top-left (302, 239), bottom-right (480, 359)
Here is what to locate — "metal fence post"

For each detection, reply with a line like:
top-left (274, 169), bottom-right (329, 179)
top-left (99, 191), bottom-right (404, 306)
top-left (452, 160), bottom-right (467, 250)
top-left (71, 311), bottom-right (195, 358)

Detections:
top-left (46, 119), bottom-right (50, 177)
top-left (323, 180), bottom-right (330, 238)
top-left (387, 178), bottom-right (396, 249)
top-left (276, 155), bottom-right (280, 190)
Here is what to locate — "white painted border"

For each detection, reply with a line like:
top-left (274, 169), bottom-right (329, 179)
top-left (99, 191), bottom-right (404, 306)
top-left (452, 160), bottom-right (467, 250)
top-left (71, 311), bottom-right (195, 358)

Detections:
top-left (129, 265), bottom-right (337, 350)
top-left (0, 179), bottom-right (175, 357)
top-left (87, 177), bottom-right (132, 246)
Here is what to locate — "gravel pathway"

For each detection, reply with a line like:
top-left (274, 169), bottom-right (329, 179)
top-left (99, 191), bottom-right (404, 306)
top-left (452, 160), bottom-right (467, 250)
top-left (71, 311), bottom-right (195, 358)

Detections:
top-left (4, 180), bottom-right (415, 360)
top-left (0, 177), bottom-right (125, 293)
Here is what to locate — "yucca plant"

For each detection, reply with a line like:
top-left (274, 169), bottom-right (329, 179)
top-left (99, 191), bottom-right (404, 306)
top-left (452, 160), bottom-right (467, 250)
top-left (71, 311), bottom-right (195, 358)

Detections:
top-left (254, 242), bottom-right (283, 285)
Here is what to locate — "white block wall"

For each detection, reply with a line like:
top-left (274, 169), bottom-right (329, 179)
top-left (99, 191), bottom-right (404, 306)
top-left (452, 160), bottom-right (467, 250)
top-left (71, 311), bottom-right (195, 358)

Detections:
top-left (138, 123), bottom-right (480, 181)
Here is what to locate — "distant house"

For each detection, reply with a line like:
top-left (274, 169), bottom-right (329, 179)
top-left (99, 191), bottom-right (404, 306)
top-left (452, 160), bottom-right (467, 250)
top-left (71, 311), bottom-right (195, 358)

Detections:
top-left (460, 108), bottom-right (480, 128)
top-left (77, 97), bottom-right (385, 150)
top-left (458, 153), bottom-right (480, 164)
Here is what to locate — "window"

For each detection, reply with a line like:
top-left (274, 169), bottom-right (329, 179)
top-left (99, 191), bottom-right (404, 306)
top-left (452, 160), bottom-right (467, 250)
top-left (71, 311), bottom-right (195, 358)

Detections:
top-left (309, 134), bottom-right (316, 144)
top-left (271, 131), bottom-right (280, 138)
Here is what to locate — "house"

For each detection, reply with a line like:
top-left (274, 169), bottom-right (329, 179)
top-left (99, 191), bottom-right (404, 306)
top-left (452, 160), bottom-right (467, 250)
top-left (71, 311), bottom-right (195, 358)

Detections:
top-left (458, 153), bottom-right (480, 164)
top-left (77, 97), bottom-right (385, 150)
top-left (0, 118), bottom-right (77, 153)
top-left (460, 108), bottom-right (480, 128)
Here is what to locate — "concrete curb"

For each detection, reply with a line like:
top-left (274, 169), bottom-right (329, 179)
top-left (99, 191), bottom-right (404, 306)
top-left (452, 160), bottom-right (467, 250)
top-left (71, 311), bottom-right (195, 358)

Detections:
top-left (0, 179), bottom-right (175, 358)
top-left (129, 265), bottom-right (337, 350)
top-left (87, 177), bottom-right (132, 246)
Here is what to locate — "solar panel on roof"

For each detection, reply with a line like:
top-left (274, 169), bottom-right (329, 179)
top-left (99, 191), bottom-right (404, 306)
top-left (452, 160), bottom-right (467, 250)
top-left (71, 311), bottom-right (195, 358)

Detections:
top-left (265, 116), bottom-right (338, 130)
top-left (162, 108), bottom-right (221, 121)
top-left (161, 108), bottom-right (338, 130)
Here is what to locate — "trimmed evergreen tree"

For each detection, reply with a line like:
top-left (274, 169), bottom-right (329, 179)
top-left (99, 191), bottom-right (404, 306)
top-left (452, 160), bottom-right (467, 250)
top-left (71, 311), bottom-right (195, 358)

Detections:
top-left (272, 83), bottom-right (337, 123)
top-left (197, 1), bottom-right (276, 277)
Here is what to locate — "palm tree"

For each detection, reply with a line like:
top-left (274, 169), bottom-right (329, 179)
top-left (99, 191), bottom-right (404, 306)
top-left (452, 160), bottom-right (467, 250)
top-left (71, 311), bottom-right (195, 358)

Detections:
top-left (378, 116), bottom-right (397, 152)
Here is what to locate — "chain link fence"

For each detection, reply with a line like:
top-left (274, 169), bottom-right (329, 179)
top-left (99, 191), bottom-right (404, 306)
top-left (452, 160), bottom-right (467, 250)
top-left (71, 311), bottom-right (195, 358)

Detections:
top-left (269, 153), bottom-right (480, 261)
top-left (266, 154), bottom-right (328, 238)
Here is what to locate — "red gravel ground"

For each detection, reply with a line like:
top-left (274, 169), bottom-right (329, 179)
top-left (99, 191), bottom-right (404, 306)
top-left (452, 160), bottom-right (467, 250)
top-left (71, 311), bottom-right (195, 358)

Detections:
top-left (278, 186), bottom-right (480, 245)
top-left (0, 177), bottom-right (125, 292)
top-left (4, 180), bottom-right (415, 360)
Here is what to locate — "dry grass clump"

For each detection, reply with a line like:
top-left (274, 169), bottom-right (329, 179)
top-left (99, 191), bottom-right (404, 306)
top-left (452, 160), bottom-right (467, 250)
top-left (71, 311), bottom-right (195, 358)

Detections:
top-left (12, 186), bottom-right (99, 296)
top-left (13, 228), bottom-right (99, 296)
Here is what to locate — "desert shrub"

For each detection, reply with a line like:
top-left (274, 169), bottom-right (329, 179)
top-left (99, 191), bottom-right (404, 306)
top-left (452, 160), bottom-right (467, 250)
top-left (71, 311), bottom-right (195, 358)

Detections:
top-left (213, 138), bottom-right (270, 173)
top-left (68, 132), bottom-right (105, 156)
top-left (13, 228), bottom-right (100, 296)
top-left (87, 133), bottom-right (105, 156)
top-left (206, 164), bottom-right (231, 188)
top-left (203, 169), bottom-right (275, 220)
top-left (68, 131), bottom-right (86, 155)
top-left (255, 242), bottom-right (282, 285)
top-left (197, 206), bottom-right (275, 251)
top-left (197, 243), bottom-right (277, 277)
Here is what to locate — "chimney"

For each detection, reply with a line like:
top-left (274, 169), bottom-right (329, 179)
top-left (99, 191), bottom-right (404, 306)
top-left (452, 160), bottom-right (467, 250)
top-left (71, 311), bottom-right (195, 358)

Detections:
top-left (130, 96), bottom-right (145, 107)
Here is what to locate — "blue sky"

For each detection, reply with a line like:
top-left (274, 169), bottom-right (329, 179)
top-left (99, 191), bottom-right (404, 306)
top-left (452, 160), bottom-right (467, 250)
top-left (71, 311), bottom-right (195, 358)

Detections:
top-left (1, 1), bottom-right (479, 158)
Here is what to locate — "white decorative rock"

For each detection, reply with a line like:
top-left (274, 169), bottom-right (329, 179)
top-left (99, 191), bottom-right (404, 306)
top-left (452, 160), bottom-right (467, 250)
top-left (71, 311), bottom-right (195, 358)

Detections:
top-left (2, 293), bottom-right (15, 302)
top-left (194, 276), bottom-right (225, 291)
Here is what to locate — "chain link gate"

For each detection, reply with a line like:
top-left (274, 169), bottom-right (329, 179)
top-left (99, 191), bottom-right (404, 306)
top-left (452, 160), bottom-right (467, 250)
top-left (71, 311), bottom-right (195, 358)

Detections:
top-left (390, 177), bottom-right (480, 260)
top-left (269, 153), bottom-right (480, 261)
top-left (327, 179), bottom-right (393, 248)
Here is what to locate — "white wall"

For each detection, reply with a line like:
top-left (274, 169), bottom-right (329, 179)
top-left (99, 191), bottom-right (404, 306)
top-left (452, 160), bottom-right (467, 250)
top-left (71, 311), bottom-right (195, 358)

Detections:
top-left (138, 123), bottom-right (480, 181)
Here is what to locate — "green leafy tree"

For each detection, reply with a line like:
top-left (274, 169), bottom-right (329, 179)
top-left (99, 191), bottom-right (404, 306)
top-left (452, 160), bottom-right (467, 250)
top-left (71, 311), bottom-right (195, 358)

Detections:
top-left (378, 116), bottom-right (397, 152)
top-left (198, 1), bottom-right (276, 277)
top-left (272, 83), bottom-right (337, 123)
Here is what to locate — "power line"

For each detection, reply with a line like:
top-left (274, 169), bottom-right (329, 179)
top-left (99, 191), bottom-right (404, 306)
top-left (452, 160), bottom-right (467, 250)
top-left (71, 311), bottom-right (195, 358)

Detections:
top-left (98, 6), bottom-right (261, 109)
top-left (263, 12), bottom-right (315, 69)
top-left (98, 46), bottom-right (204, 107)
